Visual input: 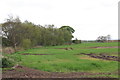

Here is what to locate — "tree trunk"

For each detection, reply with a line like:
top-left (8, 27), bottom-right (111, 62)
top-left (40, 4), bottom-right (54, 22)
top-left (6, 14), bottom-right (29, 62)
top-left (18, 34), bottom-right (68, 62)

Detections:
top-left (13, 37), bottom-right (17, 52)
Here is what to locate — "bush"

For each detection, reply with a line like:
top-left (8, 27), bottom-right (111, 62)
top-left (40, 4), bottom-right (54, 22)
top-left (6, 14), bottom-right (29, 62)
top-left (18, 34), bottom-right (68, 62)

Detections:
top-left (72, 38), bottom-right (81, 44)
top-left (2, 37), bottom-right (12, 47)
top-left (1, 58), bottom-right (14, 68)
top-left (21, 39), bottom-right (32, 49)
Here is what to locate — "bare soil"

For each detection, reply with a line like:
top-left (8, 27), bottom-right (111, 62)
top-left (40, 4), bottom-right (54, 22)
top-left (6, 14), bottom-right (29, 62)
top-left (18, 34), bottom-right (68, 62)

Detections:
top-left (55, 47), bottom-right (73, 50)
top-left (90, 46), bottom-right (119, 49)
top-left (77, 53), bottom-right (120, 62)
top-left (2, 65), bottom-right (115, 78)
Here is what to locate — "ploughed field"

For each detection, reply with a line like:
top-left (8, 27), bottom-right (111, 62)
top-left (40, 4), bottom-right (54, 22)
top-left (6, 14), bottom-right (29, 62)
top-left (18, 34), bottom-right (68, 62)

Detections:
top-left (3, 42), bottom-right (119, 78)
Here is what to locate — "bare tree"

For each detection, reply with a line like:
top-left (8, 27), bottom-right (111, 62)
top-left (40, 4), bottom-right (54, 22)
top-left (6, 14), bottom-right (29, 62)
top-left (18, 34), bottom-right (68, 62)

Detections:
top-left (96, 36), bottom-right (107, 42)
top-left (107, 35), bottom-right (111, 41)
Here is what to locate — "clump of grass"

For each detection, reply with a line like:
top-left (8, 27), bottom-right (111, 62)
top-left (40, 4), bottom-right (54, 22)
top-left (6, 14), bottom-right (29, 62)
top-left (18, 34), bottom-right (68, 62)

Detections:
top-left (2, 47), bottom-right (15, 54)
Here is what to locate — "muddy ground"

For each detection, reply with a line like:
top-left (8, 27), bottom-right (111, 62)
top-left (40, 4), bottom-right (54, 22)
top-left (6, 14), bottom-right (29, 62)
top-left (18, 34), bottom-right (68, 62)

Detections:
top-left (90, 46), bottom-right (119, 49)
top-left (2, 65), bottom-right (117, 78)
top-left (77, 53), bottom-right (120, 62)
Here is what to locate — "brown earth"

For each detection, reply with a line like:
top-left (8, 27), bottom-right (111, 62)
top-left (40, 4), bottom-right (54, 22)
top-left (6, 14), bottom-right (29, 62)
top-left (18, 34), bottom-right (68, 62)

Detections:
top-left (2, 65), bottom-right (116, 78)
top-left (77, 53), bottom-right (120, 62)
top-left (90, 46), bottom-right (119, 49)
top-left (55, 47), bottom-right (73, 50)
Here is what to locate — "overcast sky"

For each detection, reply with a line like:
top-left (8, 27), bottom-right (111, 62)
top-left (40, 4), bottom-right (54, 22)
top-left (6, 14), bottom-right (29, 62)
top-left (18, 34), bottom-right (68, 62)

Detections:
top-left (0, 0), bottom-right (119, 40)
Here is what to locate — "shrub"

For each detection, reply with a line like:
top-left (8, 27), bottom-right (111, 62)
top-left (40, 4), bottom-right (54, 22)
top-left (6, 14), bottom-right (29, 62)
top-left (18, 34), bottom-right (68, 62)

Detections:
top-left (21, 39), bottom-right (32, 49)
top-left (2, 37), bottom-right (12, 47)
top-left (72, 38), bottom-right (81, 44)
top-left (1, 58), bottom-right (14, 68)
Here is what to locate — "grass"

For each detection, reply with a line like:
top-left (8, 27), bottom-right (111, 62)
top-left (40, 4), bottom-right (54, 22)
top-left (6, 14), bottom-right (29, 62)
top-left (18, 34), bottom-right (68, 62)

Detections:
top-left (4, 42), bottom-right (119, 77)
top-left (20, 55), bottom-right (117, 73)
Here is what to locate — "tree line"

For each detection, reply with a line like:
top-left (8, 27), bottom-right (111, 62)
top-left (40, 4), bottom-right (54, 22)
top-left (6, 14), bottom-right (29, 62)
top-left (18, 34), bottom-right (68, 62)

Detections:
top-left (1, 16), bottom-right (75, 51)
top-left (96, 35), bottom-right (111, 42)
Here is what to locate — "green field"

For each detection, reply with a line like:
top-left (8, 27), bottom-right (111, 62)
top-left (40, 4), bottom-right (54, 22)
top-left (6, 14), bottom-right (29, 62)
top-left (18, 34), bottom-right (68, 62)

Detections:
top-left (4, 42), bottom-right (119, 78)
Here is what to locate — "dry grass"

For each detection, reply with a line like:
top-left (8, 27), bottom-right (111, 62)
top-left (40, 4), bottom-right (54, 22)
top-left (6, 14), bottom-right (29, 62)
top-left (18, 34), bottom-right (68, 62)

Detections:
top-left (2, 47), bottom-right (15, 54)
top-left (80, 56), bottom-right (101, 61)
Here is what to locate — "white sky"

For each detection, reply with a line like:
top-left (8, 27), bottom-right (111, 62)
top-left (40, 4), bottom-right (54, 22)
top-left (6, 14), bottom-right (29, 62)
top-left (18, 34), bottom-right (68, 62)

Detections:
top-left (0, 0), bottom-right (119, 40)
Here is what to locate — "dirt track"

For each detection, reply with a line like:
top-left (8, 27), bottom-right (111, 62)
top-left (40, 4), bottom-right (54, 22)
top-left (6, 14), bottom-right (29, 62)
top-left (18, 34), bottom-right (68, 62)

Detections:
top-left (2, 65), bottom-right (116, 78)
top-left (78, 53), bottom-right (120, 62)
top-left (90, 46), bottom-right (119, 49)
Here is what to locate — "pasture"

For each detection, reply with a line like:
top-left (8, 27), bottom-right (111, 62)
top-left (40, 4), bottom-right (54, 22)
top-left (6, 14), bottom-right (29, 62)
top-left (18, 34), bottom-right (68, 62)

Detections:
top-left (3, 42), bottom-right (119, 78)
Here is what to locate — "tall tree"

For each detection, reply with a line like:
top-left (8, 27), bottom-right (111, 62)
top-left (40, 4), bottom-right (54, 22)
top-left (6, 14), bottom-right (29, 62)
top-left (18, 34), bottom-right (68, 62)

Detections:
top-left (107, 35), bottom-right (111, 41)
top-left (2, 16), bottom-right (21, 51)
top-left (96, 36), bottom-right (107, 42)
top-left (59, 26), bottom-right (75, 33)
